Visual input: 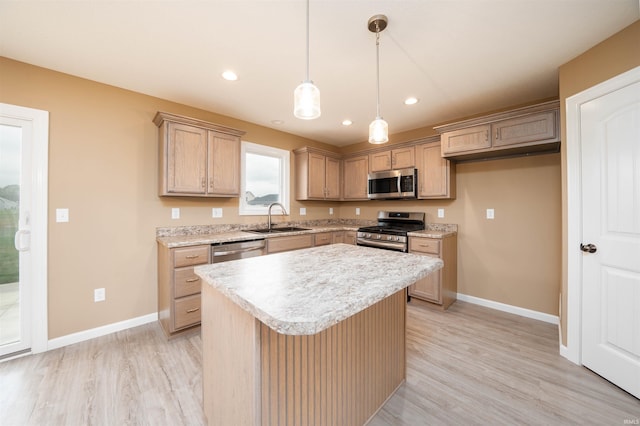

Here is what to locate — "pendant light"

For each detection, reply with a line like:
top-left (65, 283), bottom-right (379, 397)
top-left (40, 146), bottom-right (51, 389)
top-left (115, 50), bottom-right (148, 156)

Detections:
top-left (368, 15), bottom-right (389, 144)
top-left (294, 0), bottom-right (321, 119)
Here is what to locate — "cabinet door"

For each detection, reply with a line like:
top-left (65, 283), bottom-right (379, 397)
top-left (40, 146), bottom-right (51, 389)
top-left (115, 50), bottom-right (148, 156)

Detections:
top-left (344, 231), bottom-right (357, 245)
top-left (416, 142), bottom-right (455, 199)
top-left (166, 123), bottom-right (207, 194)
top-left (343, 155), bottom-right (369, 200)
top-left (207, 131), bottom-right (240, 196)
top-left (392, 147), bottom-right (415, 169)
top-left (325, 156), bottom-right (341, 199)
top-left (332, 231), bottom-right (345, 244)
top-left (409, 269), bottom-right (442, 303)
top-left (369, 151), bottom-right (392, 172)
top-left (314, 232), bottom-right (333, 246)
top-left (441, 124), bottom-right (491, 156)
top-left (308, 153), bottom-right (327, 198)
top-left (492, 111), bottom-right (557, 147)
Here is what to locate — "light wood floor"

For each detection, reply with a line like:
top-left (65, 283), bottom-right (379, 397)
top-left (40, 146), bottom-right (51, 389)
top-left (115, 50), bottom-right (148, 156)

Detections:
top-left (1, 301), bottom-right (638, 425)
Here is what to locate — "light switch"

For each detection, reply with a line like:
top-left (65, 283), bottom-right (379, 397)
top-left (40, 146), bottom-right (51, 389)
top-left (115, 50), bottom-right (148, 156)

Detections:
top-left (56, 208), bottom-right (69, 223)
top-left (329, 208), bottom-right (334, 215)
top-left (437, 208), bottom-right (445, 218)
top-left (356, 208), bottom-right (361, 216)
top-left (300, 207), bottom-right (307, 216)
top-left (212, 208), bottom-right (223, 218)
top-left (171, 208), bottom-right (180, 219)
top-left (486, 208), bottom-right (495, 219)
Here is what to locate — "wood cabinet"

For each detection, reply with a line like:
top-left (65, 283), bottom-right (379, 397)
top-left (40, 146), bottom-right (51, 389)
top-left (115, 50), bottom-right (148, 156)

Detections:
top-left (314, 232), bottom-right (333, 246)
top-left (342, 155), bottom-right (369, 200)
top-left (408, 234), bottom-right (457, 310)
top-left (294, 147), bottom-right (341, 200)
top-left (344, 231), bottom-right (357, 245)
top-left (416, 139), bottom-right (456, 199)
top-left (267, 234), bottom-right (314, 254)
top-left (369, 147), bottom-right (415, 172)
top-left (154, 111), bottom-right (245, 197)
top-left (157, 243), bottom-right (210, 337)
top-left (437, 100), bottom-right (560, 162)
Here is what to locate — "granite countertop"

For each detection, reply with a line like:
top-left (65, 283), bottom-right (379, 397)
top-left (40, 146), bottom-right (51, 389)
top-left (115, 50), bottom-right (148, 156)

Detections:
top-left (194, 243), bottom-right (443, 336)
top-left (157, 222), bottom-right (457, 248)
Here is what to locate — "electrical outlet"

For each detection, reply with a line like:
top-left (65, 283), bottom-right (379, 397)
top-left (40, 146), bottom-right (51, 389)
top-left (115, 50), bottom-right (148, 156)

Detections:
top-left (171, 208), bottom-right (180, 219)
top-left (486, 208), bottom-right (495, 219)
top-left (356, 208), bottom-right (360, 216)
top-left (94, 288), bottom-right (105, 302)
top-left (437, 208), bottom-right (445, 218)
top-left (300, 207), bottom-right (307, 216)
top-left (212, 208), bottom-right (223, 218)
top-left (329, 207), bottom-right (334, 215)
top-left (56, 208), bottom-right (69, 223)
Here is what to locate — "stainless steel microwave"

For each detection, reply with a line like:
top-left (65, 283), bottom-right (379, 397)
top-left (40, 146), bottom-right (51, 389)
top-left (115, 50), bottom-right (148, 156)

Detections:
top-left (367, 168), bottom-right (417, 200)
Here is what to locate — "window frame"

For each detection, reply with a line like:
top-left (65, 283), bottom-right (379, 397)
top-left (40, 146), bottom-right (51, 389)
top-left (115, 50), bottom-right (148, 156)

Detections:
top-left (239, 141), bottom-right (290, 216)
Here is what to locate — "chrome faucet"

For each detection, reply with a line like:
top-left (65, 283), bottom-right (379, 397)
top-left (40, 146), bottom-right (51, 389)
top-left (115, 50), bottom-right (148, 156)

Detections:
top-left (267, 202), bottom-right (287, 230)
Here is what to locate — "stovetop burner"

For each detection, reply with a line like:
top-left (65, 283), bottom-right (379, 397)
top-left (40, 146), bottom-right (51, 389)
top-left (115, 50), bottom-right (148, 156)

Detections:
top-left (358, 224), bottom-right (424, 235)
top-left (356, 211), bottom-right (426, 252)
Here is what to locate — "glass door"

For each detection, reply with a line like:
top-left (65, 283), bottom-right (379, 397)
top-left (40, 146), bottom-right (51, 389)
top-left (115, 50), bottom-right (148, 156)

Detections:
top-left (0, 120), bottom-right (31, 357)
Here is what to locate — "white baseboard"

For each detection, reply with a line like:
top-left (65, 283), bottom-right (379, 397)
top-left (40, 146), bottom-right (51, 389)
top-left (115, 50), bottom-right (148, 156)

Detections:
top-left (457, 293), bottom-right (559, 325)
top-left (47, 312), bottom-right (158, 351)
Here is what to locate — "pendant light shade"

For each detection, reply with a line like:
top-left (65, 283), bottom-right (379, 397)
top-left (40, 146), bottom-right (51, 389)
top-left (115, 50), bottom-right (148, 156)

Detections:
top-left (294, 81), bottom-right (321, 119)
top-left (368, 14), bottom-right (388, 144)
top-left (369, 117), bottom-right (389, 144)
top-left (294, 0), bottom-right (321, 120)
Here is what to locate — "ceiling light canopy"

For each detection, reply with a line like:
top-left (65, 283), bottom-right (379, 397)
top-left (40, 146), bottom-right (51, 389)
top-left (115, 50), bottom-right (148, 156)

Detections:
top-left (221, 70), bottom-right (238, 81)
top-left (294, 0), bottom-right (321, 120)
top-left (368, 14), bottom-right (388, 144)
top-left (404, 97), bottom-right (419, 105)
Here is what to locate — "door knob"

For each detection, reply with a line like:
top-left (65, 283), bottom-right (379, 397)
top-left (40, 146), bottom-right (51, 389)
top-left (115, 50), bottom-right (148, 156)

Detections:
top-left (580, 243), bottom-right (597, 253)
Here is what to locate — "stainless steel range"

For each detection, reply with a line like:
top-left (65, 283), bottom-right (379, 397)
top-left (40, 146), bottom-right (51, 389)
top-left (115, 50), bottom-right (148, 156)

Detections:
top-left (357, 211), bottom-right (425, 252)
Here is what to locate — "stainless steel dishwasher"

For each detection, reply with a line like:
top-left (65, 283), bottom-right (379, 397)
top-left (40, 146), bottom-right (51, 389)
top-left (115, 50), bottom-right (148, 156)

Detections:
top-left (210, 239), bottom-right (266, 263)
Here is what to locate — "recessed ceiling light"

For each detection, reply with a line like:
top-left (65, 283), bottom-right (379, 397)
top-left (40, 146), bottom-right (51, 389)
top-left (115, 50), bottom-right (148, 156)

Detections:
top-left (342, 119), bottom-right (353, 126)
top-left (404, 97), bottom-right (419, 105)
top-left (271, 120), bottom-right (284, 125)
top-left (222, 70), bottom-right (238, 81)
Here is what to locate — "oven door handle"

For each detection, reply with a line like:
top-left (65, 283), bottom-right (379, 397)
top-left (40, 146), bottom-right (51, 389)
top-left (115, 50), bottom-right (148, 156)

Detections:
top-left (357, 239), bottom-right (406, 252)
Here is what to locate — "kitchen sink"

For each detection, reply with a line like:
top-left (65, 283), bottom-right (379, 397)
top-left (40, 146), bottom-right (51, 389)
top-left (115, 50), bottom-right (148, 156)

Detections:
top-left (247, 227), bottom-right (310, 234)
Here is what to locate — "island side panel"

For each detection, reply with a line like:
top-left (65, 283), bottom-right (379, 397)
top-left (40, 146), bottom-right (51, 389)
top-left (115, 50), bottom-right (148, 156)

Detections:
top-left (259, 290), bottom-right (406, 426)
top-left (201, 283), bottom-right (260, 425)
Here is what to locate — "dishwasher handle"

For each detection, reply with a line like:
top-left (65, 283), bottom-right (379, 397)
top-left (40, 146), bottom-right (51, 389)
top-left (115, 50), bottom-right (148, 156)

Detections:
top-left (212, 246), bottom-right (265, 257)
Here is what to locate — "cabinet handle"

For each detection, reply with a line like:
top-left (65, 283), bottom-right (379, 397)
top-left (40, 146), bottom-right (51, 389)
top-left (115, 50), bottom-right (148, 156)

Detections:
top-left (495, 128), bottom-right (500, 140)
top-left (209, 179), bottom-right (213, 189)
top-left (186, 278), bottom-right (200, 283)
top-left (201, 177), bottom-right (206, 188)
top-left (186, 307), bottom-right (200, 313)
top-left (485, 130), bottom-right (489, 142)
top-left (185, 255), bottom-right (200, 259)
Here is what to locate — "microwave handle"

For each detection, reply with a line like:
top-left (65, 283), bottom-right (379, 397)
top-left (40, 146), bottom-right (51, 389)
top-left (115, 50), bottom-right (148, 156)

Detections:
top-left (397, 176), bottom-right (402, 194)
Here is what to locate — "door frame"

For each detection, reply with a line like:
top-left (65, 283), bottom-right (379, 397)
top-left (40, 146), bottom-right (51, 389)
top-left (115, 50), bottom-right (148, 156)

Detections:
top-left (0, 103), bottom-right (49, 355)
top-left (564, 65), bottom-right (640, 365)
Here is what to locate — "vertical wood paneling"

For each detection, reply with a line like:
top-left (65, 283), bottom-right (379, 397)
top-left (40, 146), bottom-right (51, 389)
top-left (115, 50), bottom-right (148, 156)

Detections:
top-left (258, 291), bottom-right (406, 425)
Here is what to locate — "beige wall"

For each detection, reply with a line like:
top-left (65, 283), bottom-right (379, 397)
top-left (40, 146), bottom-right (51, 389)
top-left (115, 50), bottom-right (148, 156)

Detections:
top-left (1, 55), bottom-right (562, 340)
top-left (557, 20), bottom-right (640, 346)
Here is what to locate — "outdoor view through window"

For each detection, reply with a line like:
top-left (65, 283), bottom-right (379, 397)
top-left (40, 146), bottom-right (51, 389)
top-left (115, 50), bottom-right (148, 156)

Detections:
top-left (245, 152), bottom-right (280, 206)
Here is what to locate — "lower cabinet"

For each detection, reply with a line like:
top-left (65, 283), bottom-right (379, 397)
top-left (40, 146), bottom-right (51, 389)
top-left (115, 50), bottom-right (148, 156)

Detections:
top-left (157, 244), bottom-right (210, 337)
top-left (267, 234), bottom-right (314, 254)
top-left (408, 234), bottom-right (457, 309)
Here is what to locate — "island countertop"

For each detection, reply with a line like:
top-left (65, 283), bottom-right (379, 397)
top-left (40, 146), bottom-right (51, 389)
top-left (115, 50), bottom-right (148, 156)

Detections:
top-left (194, 243), bottom-right (443, 335)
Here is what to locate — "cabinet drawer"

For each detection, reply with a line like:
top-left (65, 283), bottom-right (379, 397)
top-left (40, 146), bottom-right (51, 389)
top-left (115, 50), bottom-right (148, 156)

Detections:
top-left (174, 294), bottom-right (201, 330)
top-left (174, 267), bottom-right (201, 298)
top-left (267, 235), bottom-right (314, 254)
top-left (409, 238), bottom-right (441, 255)
top-left (314, 232), bottom-right (333, 246)
top-left (174, 245), bottom-right (210, 267)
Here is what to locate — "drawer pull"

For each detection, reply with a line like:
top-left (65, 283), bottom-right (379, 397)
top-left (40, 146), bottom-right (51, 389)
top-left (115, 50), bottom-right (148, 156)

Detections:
top-left (185, 278), bottom-right (200, 283)
top-left (185, 255), bottom-right (200, 259)
top-left (186, 307), bottom-right (200, 313)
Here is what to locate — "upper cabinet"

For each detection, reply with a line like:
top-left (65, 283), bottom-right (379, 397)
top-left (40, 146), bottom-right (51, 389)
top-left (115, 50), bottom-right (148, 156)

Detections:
top-left (415, 139), bottom-right (456, 199)
top-left (154, 112), bottom-right (245, 197)
top-left (343, 155), bottom-right (369, 200)
top-left (436, 100), bottom-right (560, 162)
top-left (369, 147), bottom-right (415, 172)
top-left (294, 147), bottom-right (341, 200)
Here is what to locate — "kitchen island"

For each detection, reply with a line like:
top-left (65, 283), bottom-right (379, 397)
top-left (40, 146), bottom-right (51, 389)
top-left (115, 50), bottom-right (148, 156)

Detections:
top-left (195, 243), bottom-right (443, 426)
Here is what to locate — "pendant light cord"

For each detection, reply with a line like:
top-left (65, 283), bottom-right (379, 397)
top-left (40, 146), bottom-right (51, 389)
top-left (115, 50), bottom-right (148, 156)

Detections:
top-left (375, 26), bottom-right (381, 119)
top-left (305, 0), bottom-right (310, 82)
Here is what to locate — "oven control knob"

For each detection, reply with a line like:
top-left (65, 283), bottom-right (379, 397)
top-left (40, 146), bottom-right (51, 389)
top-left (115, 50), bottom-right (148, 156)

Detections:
top-left (376, 235), bottom-right (381, 240)
top-left (366, 233), bottom-right (371, 238)
top-left (387, 236), bottom-right (393, 241)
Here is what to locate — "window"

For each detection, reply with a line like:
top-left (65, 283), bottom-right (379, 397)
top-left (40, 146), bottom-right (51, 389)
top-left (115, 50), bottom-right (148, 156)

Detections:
top-left (240, 141), bottom-right (290, 216)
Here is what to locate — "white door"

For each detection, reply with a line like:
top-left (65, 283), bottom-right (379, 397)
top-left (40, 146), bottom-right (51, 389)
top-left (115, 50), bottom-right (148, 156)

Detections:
top-left (0, 104), bottom-right (48, 359)
top-left (580, 76), bottom-right (640, 399)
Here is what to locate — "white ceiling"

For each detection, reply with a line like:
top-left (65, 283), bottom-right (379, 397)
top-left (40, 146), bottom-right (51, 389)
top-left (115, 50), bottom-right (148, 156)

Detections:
top-left (1, 1), bottom-right (638, 147)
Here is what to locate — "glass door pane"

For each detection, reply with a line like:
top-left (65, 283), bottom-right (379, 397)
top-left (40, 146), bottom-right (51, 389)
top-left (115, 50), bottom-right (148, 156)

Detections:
top-left (0, 124), bottom-right (21, 347)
